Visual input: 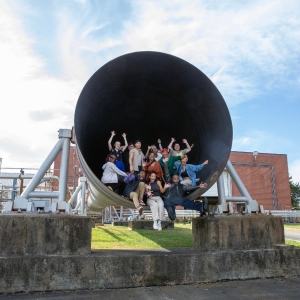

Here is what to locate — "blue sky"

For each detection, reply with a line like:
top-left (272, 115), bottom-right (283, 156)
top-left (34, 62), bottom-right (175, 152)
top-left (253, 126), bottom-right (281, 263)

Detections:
top-left (0, 0), bottom-right (300, 183)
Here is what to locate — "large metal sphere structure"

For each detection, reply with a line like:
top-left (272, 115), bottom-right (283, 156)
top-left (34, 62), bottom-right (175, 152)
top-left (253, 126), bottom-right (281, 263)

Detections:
top-left (74, 51), bottom-right (232, 212)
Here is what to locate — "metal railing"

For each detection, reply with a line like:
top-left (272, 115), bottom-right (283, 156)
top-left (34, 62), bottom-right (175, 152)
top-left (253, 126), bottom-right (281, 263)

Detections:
top-left (101, 206), bottom-right (201, 223)
top-left (267, 210), bottom-right (300, 223)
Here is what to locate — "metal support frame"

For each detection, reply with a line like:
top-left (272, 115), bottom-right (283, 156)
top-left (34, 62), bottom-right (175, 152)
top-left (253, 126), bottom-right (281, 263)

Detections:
top-left (101, 206), bottom-right (136, 223)
top-left (58, 136), bottom-right (71, 202)
top-left (214, 174), bottom-right (228, 214)
top-left (4, 129), bottom-right (72, 212)
top-left (80, 177), bottom-right (86, 216)
top-left (21, 129), bottom-right (71, 201)
top-left (216, 160), bottom-right (260, 214)
top-left (11, 179), bottom-right (17, 201)
top-left (21, 139), bottom-right (64, 199)
top-left (226, 160), bottom-right (253, 203)
top-left (69, 176), bottom-right (87, 216)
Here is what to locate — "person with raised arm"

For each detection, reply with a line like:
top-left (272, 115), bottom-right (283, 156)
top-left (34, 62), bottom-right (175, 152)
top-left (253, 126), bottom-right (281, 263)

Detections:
top-left (162, 160), bottom-right (208, 219)
top-left (174, 155), bottom-right (208, 186)
top-left (168, 137), bottom-right (192, 158)
top-left (151, 144), bottom-right (162, 161)
top-left (145, 172), bottom-right (170, 231)
top-left (145, 144), bottom-right (163, 162)
top-left (157, 138), bottom-right (163, 151)
top-left (108, 131), bottom-right (128, 172)
top-left (144, 145), bottom-right (153, 160)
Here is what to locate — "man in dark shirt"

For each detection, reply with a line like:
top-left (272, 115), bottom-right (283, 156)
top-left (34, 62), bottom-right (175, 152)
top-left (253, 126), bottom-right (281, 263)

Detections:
top-left (123, 170), bottom-right (146, 215)
top-left (162, 161), bottom-right (208, 220)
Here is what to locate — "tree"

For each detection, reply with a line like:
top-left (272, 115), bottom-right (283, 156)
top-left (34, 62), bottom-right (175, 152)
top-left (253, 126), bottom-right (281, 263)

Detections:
top-left (290, 176), bottom-right (300, 210)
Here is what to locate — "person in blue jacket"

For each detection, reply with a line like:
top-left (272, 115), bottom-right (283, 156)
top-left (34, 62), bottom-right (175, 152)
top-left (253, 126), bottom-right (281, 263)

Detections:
top-left (174, 155), bottom-right (208, 186)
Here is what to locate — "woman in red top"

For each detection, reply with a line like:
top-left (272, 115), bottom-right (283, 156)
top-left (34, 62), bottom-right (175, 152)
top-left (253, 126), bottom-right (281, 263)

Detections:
top-left (143, 153), bottom-right (164, 182)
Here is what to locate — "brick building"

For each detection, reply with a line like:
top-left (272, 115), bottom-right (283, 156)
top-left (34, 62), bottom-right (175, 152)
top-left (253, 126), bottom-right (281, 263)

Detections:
top-left (229, 151), bottom-right (291, 210)
top-left (53, 147), bottom-right (291, 210)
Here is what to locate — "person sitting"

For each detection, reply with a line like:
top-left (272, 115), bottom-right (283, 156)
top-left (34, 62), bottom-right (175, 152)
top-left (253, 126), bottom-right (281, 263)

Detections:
top-left (108, 131), bottom-right (128, 171)
top-left (174, 155), bottom-right (208, 186)
top-left (164, 174), bottom-right (208, 220)
top-left (101, 154), bottom-right (127, 192)
top-left (145, 172), bottom-right (170, 231)
top-left (168, 137), bottom-right (192, 158)
top-left (123, 170), bottom-right (146, 216)
top-left (159, 148), bottom-right (181, 177)
top-left (129, 140), bottom-right (145, 175)
top-left (143, 152), bottom-right (164, 182)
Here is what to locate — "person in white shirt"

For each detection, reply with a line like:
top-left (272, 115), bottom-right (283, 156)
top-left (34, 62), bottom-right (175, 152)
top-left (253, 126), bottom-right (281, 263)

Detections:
top-left (101, 154), bottom-right (127, 192)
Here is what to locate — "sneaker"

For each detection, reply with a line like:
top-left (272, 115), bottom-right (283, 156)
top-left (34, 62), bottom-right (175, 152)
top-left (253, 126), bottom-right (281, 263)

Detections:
top-left (153, 220), bottom-right (158, 230)
top-left (157, 220), bottom-right (162, 231)
top-left (139, 200), bottom-right (146, 206)
top-left (138, 207), bottom-right (143, 215)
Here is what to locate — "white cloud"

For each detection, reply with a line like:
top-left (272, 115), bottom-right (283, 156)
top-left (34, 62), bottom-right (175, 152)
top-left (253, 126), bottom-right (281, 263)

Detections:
top-left (1, 0), bottom-right (300, 175)
top-left (0, 1), bottom-right (84, 168)
top-left (120, 0), bottom-right (300, 105)
top-left (232, 137), bottom-right (251, 149)
top-left (232, 129), bottom-right (295, 154)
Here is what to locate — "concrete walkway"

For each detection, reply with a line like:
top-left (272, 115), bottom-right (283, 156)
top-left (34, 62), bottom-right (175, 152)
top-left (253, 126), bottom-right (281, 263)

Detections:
top-left (2, 277), bottom-right (300, 299)
top-left (285, 228), bottom-right (300, 242)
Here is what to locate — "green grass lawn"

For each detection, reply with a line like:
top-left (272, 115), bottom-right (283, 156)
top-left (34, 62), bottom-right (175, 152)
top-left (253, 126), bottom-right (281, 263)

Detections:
top-left (92, 224), bottom-right (193, 249)
top-left (285, 239), bottom-right (300, 247)
top-left (91, 223), bottom-right (300, 250)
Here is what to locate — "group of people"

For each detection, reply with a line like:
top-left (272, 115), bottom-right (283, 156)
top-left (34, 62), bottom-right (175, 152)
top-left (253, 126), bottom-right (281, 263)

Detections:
top-left (101, 131), bottom-right (209, 231)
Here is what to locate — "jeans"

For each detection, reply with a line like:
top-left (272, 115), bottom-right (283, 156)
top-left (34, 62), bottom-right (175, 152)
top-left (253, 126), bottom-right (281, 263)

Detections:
top-left (164, 197), bottom-right (203, 220)
top-left (147, 196), bottom-right (164, 221)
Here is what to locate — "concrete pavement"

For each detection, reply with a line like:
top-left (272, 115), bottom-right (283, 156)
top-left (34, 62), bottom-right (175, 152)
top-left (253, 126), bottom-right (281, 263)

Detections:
top-left (2, 277), bottom-right (300, 299)
top-left (285, 228), bottom-right (300, 242)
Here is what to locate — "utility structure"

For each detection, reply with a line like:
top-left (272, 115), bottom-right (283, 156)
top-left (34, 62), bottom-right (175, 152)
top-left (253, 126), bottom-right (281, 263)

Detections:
top-left (4, 51), bottom-right (261, 215)
top-left (74, 51), bottom-right (261, 214)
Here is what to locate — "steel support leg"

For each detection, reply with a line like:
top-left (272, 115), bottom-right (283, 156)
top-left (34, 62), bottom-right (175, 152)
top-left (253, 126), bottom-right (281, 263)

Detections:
top-left (226, 160), bottom-right (256, 213)
top-left (80, 177), bottom-right (87, 216)
top-left (215, 173), bottom-right (227, 214)
top-left (226, 160), bottom-right (253, 202)
top-left (69, 182), bottom-right (83, 207)
top-left (22, 139), bottom-right (64, 199)
top-left (58, 135), bottom-right (71, 202)
top-left (217, 174), bottom-right (226, 205)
